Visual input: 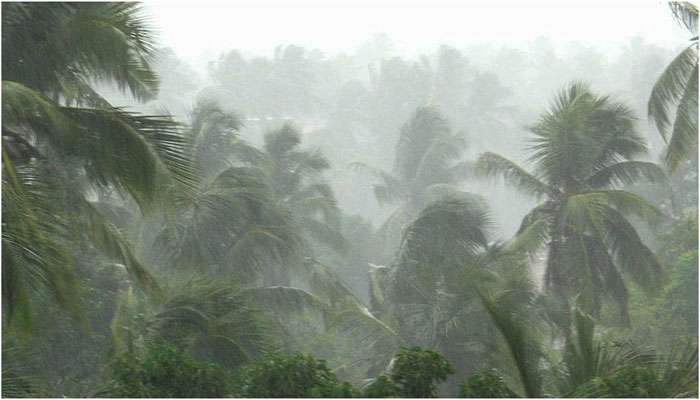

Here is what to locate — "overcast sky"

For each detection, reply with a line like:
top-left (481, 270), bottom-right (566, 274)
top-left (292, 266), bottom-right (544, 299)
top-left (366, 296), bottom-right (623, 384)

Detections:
top-left (145, 0), bottom-right (689, 67)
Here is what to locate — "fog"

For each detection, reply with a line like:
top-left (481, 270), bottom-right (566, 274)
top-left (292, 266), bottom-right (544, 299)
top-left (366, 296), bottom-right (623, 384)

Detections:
top-left (103, 0), bottom-right (683, 237)
top-left (3, 2), bottom-right (697, 398)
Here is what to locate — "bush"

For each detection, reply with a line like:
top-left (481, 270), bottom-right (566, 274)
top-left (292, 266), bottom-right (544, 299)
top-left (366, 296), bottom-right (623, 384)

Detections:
top-left (108, 343), bottom-right (228, 397)
top-left (236, 353), bottom-right (356, 398)
top-left (363, 375), bottom-right (401, 398)
top-left (389, 347), bottom-right (453, 397)
top-left (459, 369), bottom-right (517, 398)
top-left (572, 365), bottom-right (664, 398)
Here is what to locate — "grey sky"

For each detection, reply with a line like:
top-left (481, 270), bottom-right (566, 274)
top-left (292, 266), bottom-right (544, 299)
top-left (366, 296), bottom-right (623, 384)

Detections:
top-left (145, 0), bottom-right (689, 67)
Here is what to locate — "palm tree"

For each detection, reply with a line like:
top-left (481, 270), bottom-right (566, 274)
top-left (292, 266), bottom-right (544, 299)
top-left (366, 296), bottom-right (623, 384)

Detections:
top-left (110, 279), bottom-right (274, 370)
top-left (2, 3), bottom-right (194, 326)
top-left (477, 82), bottom-right (666, 323)
top-left (649, 1), bottom-right (698, 172)
top-left (366, 195), bottom-right (547, 394)
top-left (150, 163), bottom-right (304, 285)
top-left (355, 107), bottom-right (472, 260)
top-left (243, 124), bottom-right (348, 255)
top-left (149, 106), bottom-right (343, 286)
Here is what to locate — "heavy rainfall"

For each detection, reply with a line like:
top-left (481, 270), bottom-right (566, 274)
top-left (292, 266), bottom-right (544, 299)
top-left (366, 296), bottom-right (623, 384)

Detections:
top-left (1, 1), bottom-right (698, 398)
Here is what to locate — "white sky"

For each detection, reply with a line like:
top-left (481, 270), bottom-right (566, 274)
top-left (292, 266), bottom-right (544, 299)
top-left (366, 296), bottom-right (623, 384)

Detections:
top-left (145, 0), bottom-right (689, 67)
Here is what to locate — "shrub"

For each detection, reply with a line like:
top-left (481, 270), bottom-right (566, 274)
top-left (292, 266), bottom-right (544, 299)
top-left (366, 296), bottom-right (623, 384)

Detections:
top-left (108, 343), bottom-right (228, 397)
top-left (363, 375), bottom-right (401, 398)
top-left (389, 347), bottom-right (453, 397)
top-left (460, 369), bottom-right (517, 398)
top-left (236, 353), bottom-right (356, 398)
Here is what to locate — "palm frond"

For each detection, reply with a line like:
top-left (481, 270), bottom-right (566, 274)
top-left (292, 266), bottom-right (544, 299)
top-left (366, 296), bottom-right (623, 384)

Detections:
top-left (476, 152), bottom-right (553, 199)
top-left (148, 278), bottom-right (274, 368)
top-left (665, 63), bottom-right (698, 172)
top-left (3, 81), bottom-right (197, 206)
top-left (75, 196), bottom-right (162, 299)
top-left (558, 308), bottom-right (656, 394)
top-left (476, 289), bottom-right (543, 398)
top-left (659, 342), bottom-right (698, 397)
top-left (3, 3), bottom-right (158, 101)
top-left (670, 2), bottom-right (699, 35)
top-left (400, 197), bottom-right (491, 264)
top-left (1, 154), bottom-right (79, 329)
top-left (648, 45), bottom-right (698, 141)
top-left (586, 161), bottom-right (667, 188)
top-left (601, 205), bottom-right (663, 292)
top-left (508, 215), bottom-right (550, 257)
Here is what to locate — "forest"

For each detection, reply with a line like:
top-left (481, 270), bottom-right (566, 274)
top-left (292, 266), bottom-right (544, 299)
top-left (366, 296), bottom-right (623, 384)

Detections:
top-left (1, 1), bottom-right (698, 398)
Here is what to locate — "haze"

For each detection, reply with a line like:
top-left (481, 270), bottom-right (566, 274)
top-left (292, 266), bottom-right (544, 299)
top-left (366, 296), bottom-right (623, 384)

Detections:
top-left (147, 0), bottom-right (687, 64)
top-left (3, 2), bottom-right (697, 398)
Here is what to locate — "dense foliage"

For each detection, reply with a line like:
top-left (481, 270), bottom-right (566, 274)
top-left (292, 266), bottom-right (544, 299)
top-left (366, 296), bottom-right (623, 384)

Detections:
top-left (108, 343), bottom-right (229, 398)
top-left (235, 353), bottom-right (356, 398)
top-left (1, 1), bottom-right (697, 398)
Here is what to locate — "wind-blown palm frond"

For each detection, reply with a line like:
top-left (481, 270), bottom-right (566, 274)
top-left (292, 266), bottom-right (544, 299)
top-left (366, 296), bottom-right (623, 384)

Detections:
top-left (600, 206), bottom-right (662, 292)
top-left (188, 99), bottom-right (242, 178)
top-left (400, 197), bottom-right (491, 264)
top-left (476, 288), bottom-right (543, 398)
top-left (356, 107), bottom-right (475, 262)
top-left (557, 308), bottom-right (657, 395)
top-left (234, 124), bottom-right (346, 257)
top-left (649, 46), bottom-right (698, 141)
top-left (508, 213), bottom-right (550, 257)
top-left (3, 3), bottom-right (158, 101)
top-left (152, 166), bottom-right (303, 283)
top-left (476, 152), bottom-right (554, 199)
top-left (147, 279), bottom-right (274, 368)
top-left (649, 2), bottom-right (698, 171)
top-left (658, 342), bottom-right (699, 398)
top-left (586, 161), bottom-right (667, 188)
top-left (3, 81), bottom-right (196, 207)
top-left (670, 1), bottom-right (699, 34)
top-left (666, 63), bottom-right (698, 170)
top-left (1, 153), bottom-right (79, 329)
top-left (75, 195), bottom-right (162, 299)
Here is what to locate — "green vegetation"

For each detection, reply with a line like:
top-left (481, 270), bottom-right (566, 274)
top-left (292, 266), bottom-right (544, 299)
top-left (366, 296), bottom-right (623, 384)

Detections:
top-left (2, 1), bottom-right (697, 398)
top-left (108, 343), bottom-right (229, 398)
top-left (235, 353), bottom-right (356, 398)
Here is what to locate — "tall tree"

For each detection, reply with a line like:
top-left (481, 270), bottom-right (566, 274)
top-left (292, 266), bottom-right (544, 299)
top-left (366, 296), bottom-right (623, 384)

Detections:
top-left (477, 82), bottom-right (666, 323)
top-left (149, 102), bottom-right (302, 286)
top-left (245, 125), bottom-right (347, 256)
top-left (356, 107), bottom-right (472, 260)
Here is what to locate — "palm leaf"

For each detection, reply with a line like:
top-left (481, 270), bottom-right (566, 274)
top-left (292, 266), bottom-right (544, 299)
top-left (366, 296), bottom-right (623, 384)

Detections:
top-left (648, 45), bottom-right (698, 142)
top-left (476, 152), bottom-right (553, 199)
top-left (586, 161), bottom-right (667, 188)
top-left (476, 289), bottom-right (543, 398)
top-left (665, 63), bottom-right (698, 171)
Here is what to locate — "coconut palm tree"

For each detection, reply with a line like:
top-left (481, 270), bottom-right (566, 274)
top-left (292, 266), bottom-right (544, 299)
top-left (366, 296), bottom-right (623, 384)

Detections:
top-left (245, 125), bottom-right (348, 255)
top-left (2, 2), bottom-right (194, 326)
top-left (477, 82), bottom-right (666, 323)
top-left (366, 195), bottom-right (547, 394)
top-left (649, 1), bottom-right (699, 172)
top-left (149, 106), bottom-right (344, 286)
top-left (150, 163), bottom-right (304, 285)
top-left (355, 107), bottom-right (472, 260)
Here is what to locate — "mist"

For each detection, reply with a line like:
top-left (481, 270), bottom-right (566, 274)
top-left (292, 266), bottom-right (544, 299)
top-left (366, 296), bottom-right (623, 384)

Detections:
top-left (3, 1), bottom-right (698, 398)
